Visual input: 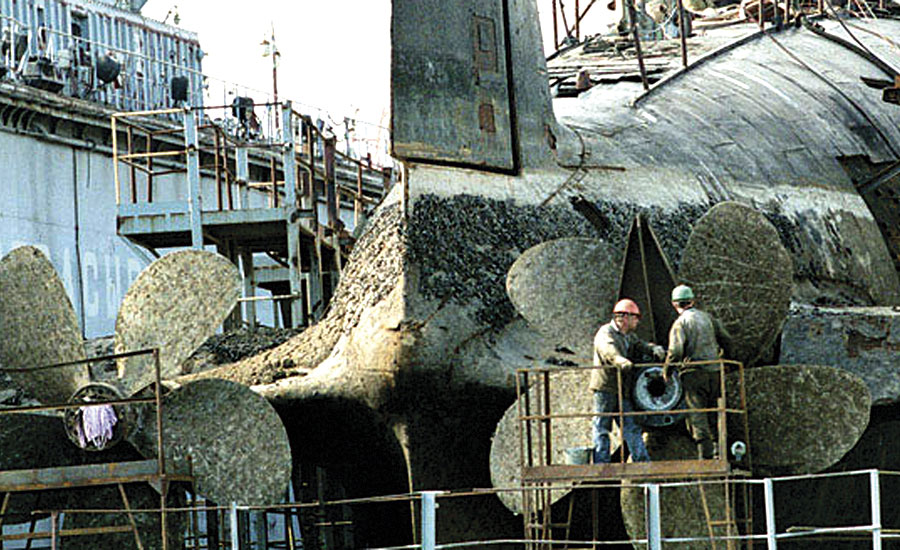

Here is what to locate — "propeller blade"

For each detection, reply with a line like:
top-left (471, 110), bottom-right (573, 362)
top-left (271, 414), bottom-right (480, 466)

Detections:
top-left (0, 246), bottom-right (88, 404)
top-left (506, 238), bottom-right (619, 358)
top-left (131, 378), bottom-right (291, 506)
top-left (115, 250), bottom-right (240, 395)
top-left (61, 483), bottom-right (186, 550)
top-left (726, 364), bottom-right (870, 475)
top-left (490, 368), bottom-right (610, 514)
top-left (678, 201), bottom-right (792, 367)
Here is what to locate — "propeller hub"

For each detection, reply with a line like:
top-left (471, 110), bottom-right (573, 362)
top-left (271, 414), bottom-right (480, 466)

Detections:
top-left (633, 366), bottom-right (683, 427)
top-left (63, 383), bottom-right (133, 451)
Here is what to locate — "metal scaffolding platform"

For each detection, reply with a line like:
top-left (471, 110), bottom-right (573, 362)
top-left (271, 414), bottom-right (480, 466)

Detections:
top-left (112, 103), bottom-right (389, 328)
top-left (516, 360), bottom-right (753, 549)
top-left (0, 349), bottom-right (194, 549)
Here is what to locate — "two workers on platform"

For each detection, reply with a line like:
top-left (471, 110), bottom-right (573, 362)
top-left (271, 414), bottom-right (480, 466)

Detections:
top-left (591, 284), bottom-right (733, 464)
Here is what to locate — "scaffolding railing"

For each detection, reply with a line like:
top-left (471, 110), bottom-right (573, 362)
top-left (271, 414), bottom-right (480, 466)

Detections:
top-left (514, 358), bottom-right (752, 549)
top-left (515, 359), bottom-right (750, 472)
top-left (110, 103), bottom-right (388, 227)
top-left (0, 347), bottom-right (189, 550)
top-left (9, 469), bottom-right (892, 549)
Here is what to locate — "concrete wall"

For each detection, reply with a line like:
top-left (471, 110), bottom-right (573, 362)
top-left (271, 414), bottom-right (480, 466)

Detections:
top-left (0, 130), bottom-right (149, 337)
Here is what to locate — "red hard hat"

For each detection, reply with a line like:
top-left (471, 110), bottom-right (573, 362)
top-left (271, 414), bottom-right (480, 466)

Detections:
top-left (613, 298), bottom-right (641, 317)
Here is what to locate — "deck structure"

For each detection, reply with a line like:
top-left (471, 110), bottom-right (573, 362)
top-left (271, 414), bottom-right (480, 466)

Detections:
top-left (112, 103), bottom-right (389, 328)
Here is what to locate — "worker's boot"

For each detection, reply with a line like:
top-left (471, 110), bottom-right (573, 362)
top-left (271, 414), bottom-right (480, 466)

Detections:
top-left (697, 439), bottom-right (716, 460)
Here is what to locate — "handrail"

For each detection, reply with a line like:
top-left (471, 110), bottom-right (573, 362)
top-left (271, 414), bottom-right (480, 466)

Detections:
top-left (110, 105), bottom-right (385, 224)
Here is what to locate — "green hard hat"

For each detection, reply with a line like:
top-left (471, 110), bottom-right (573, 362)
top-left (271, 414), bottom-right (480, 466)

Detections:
top-left (671, 284), bottom-right (694, 302)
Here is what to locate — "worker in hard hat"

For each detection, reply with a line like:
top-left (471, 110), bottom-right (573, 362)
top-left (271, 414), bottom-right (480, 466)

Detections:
top-left (591, 298), bottom-right (666, 463)
top-left (663, 284), bottom-right (733, 459)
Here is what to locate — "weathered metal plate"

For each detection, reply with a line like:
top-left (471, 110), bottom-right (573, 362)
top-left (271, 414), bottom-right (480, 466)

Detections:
top-left (0, 246), bottom-right (88, 404)
top-left (726, 364), bottom-right (870, 475)
top-left (507, 238), bottom-right (619, 357)
top-left (134, 379), bottom-right (291, 506)
top-left (679, 201), bottom-right (793, 367)
top-left (618, 215), bottom-right (678, 346)
top-left (490, 368), bottom-right (611, 514)
top-left (780, 305), bottom-right (900, 405)
top-left (391, 0), bottom-right (514, 169)
top-left (621, 433), bottom-right (736, 550)
top-left (115, 250), bottom-right (240, 394)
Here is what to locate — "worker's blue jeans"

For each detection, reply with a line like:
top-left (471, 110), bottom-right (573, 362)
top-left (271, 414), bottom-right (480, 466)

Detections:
top-left (592, 391), bottom-right (650, 463)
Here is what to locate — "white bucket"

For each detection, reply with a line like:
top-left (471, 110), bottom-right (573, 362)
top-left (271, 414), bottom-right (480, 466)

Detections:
top-left (564, 446), bottom-right (593, 465)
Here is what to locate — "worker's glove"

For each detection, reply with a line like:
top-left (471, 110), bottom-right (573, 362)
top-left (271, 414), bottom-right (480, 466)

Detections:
top-left (620, 360), bottom-right (634, 376)
top-left (652, 345), bottom-right (666, 361)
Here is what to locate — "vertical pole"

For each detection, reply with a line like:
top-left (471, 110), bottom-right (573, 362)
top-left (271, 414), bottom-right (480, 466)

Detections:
top-left (230, 502), bottom-right (240, 550)
top-left (324, 137), bottom-right (337, 231)
top-left (270, 158), bottom-right (279, 208)
top-left (302, 117), bottom-right (315, 211)
top-left (718, 360), bottom-right (727, 463)
top-left (870, 470), bottom-right (882, 550)
top-left (128, 125), bottom-right (137, 203)
top-left (154, 348), bottom-right (165, 476)
top-left (542, 370), bottom-right (552, 467)
top-left (648, 484), bottom-right (662, 550)
top-left (763, 478), bottom-right (777, 550)
top-left (50, 511), bottom-right (57, 550)
top-left (677, 0), bottom-right (688, 67)
top-left (627, 0), bottom-right (650, 90)
top-left (355, 163), bottom-right (364, 228)
top-left (421, 492), bottom-right (437, 550)
top-left (240, 249), bottom-right (257, 329)
top-left (147, 134), bottom-right (154, 203)
top-left (214, 130), bottom-right (223, 210)
top-left (183, 108), bottom-right (204, 249)
top-left (282, 102), bottom-right (303, 328)
top-left (161, 486), bottom-right (169, 550)
top-left (236, 147), bottom-right (249, 209)
top-left (155, 348), bottom-right (168, 550)
top-left (523, 371), bottom-right (533, 467)
top-left (575, 0), bottom-right (580, 41)
top-left (616, 366), bottom-right (625, 463)
top-left (112, 116), bottom-right (121, 205)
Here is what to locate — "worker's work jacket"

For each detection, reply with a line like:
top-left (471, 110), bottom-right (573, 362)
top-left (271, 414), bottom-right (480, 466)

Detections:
top-left (591, 319), bottom-right (661, 398)
top-left (665, 308), bottom-right (733, 371)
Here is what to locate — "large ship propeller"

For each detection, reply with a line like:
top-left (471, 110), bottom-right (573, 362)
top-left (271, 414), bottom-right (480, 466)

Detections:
top-left (0, 246), bottom-right (292, 546)
top-left (491, 202), bottom-right (872, 535)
